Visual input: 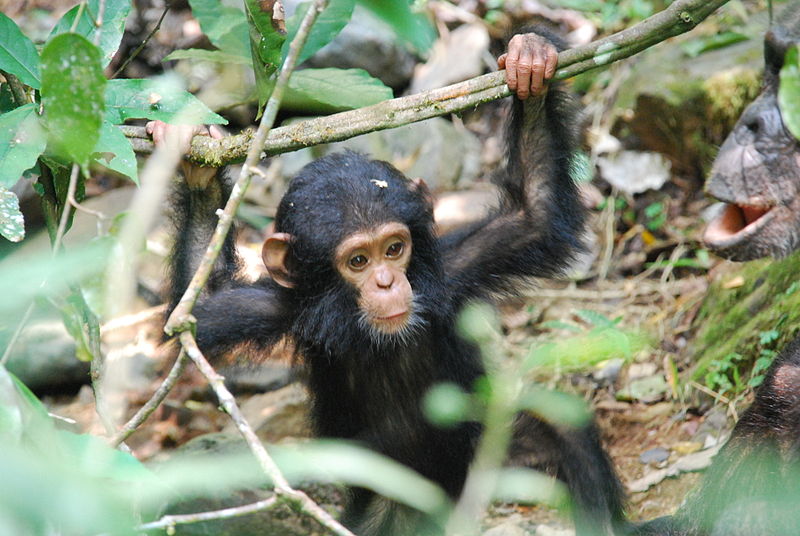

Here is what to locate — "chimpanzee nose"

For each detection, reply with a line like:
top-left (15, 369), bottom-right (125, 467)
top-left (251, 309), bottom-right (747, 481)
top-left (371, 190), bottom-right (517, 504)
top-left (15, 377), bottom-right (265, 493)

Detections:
top-left (375, 266), bottom-right (395, 288)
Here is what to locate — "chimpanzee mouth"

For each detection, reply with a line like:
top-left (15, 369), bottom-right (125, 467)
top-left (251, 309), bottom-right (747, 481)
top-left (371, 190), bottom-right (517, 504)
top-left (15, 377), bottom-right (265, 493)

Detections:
top-left (703, 202), bottom-right (776, 248)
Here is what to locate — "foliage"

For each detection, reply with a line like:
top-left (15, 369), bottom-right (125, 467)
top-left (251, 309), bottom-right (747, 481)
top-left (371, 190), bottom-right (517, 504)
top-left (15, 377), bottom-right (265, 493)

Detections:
top-left (779, 45), bottom-right (800, 141)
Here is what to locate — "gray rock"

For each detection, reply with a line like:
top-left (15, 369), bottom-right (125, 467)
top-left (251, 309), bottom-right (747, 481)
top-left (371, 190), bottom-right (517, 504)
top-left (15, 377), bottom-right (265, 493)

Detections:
top-left (305, 5), bottom-right (418, 89)
top-left (639, 447), bottom-right (670, 465)
top-left (222, 383), bottom-right (313, 442)
top-left (5, 321), bottom-right (89, 391)
top-left (409, 23), bottom-right (490, 94)
top-left (314, 117), bottom-right (481, 192)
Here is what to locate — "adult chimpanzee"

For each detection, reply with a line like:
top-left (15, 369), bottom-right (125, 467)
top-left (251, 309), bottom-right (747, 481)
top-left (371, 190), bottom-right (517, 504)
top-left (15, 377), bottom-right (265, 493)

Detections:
top-left (703, 5), bottom-right (800, 261)
top-left (634, 6), bottom-right (800, 535)
top-left (160, 29), bottom-right (626, 536)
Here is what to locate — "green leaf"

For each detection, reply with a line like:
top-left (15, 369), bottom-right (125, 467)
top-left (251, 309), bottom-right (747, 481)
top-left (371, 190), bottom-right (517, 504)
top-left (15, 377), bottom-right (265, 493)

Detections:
top-left (49, 0), bottom-right (131, 67)
top-left (681, 32), bottom-right (749, 58)
top-left (0, 186), bottom-right (24, 242)
top-left (188, 0), bottom-right (250, 57)
top-left (244, 0), bottom-right (286, 77)
top-left (163, 48), bottom-right (251, 64)
top-left (0, 103), bottom-right (47, 187)
top-left (575, 309), bottom-right (616, 328)
top-left (779, 46), bottom-right (800, 141)
top-left (0, 13), bottom-right (41, 88)
top-left (282, 0), bottom-right (356, 64)
top-left (41, 34), bottom-right (106, 167)
top-left (93, 121), bottom-right (138, 183)
top-left (356, 0), bottom-right (436, 54)
top-left (104, 78), bottom-right (226, 125)
top-left (56, 287), bottom-right (101, 363)
top-left (283, 68), bottom-right (392, 113)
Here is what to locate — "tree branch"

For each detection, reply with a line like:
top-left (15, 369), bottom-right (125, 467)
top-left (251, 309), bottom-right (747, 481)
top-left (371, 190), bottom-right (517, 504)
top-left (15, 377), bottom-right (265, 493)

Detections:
top-left (125, 0), bottom-right (730, 166)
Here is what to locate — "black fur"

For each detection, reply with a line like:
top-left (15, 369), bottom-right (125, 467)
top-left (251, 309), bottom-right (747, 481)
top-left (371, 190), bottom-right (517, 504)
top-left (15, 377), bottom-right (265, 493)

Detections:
top-left (166, 31), bottom-right (623, 535)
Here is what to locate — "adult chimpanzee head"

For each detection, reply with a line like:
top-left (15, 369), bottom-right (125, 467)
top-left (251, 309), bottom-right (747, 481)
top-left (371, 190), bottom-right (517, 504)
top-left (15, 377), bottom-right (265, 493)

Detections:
top-left (703, 9), bottom-right (800, 261)
top-left (262, 151), bottom-right (444, 349)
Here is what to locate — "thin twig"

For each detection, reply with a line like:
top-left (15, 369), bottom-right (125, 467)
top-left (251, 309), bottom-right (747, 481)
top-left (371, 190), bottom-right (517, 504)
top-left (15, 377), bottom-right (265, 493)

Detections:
top-left (180, 332), bottom-right (354, 536)
top-left (112, 3), bottom-right (170, 79)
top-left (52, 164), bottom-right (81, 253)
top-left (136, 497), bottom-right (278, 532)
top-left (124, 0), bottom-right (731, 166)
top-left (108, 350), bottom-right (189, 446)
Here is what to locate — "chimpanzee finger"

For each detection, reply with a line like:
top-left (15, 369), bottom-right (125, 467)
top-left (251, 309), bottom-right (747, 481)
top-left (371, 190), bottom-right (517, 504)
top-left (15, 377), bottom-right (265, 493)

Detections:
top-left (504, 37), bottom-right (521, 92)
top-left (515, 48), bottom-right (533, 100)
top-left (544, 45), bottom-right (558, 81)
top-left (529, 47), bottom-right (547, 96)
top-left (497, 53), bottom-right (507, 70)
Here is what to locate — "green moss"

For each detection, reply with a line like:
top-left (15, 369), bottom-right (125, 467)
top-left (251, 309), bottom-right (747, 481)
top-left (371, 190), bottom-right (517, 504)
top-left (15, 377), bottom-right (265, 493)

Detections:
top-left (691, 250), bottom-right (800, 381)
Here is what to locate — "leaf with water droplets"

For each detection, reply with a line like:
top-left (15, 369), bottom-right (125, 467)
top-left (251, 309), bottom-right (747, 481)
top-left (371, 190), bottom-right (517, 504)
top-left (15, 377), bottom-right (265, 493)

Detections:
top-left (0, 103), bottom-right (46, 187)
top-left (0, 186), bottom-right (25, 242)
top-left (41, 34), bottom-right (105, 167)
top-left (93, 120), bottom-right (138, 184)
top-left (104, 79), bottom-right (226, 125)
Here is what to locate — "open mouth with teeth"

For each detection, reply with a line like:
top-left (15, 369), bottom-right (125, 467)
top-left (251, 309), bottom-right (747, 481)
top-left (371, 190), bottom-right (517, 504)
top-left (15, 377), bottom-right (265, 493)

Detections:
top-left (703, 202), bottom-right (776, 249)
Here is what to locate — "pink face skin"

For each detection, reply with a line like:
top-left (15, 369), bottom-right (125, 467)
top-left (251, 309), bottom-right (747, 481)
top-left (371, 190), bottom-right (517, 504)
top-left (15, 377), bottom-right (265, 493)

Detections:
top-left (497, 33), bottom-right (559, 100)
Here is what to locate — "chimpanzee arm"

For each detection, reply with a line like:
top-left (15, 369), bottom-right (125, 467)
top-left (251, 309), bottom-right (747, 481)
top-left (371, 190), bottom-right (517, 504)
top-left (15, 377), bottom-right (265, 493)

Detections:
top-left (158, 120), bottom-right (292, 358)
top-left (441, 32), bottom-right (585, 305)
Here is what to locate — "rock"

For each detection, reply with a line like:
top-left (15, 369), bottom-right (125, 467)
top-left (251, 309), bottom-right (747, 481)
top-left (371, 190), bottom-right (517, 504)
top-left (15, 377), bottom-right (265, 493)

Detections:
top-left (222, 362), bottom-right (295, 394)
top-left (596, 150), bottom-right (671, 195)
top-left (484, 519), bottom-right (528, 536)
top-left (222, 383), bottom-right (313, 442)
top-left (314, 117), bottom-right (482, 191)
top-left (4, 321), bottom-right (89, 392)
top-left (639, 447), bottom-right (670, 465)
top-left (305, 5), bottom-right (418, 89)
top-left (434, 189), bottom-right (496, 233)
top-left (409, 23), bottom-right (490, 94)
top-left (616, 375), bottom-right (668, 403)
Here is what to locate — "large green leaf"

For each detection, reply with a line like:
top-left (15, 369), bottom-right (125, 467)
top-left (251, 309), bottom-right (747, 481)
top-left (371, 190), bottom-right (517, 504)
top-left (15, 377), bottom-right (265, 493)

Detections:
top-left (41, 34), bottom-right (106, 167)
top-left (93, 120), bottom-right (138, 183)
top-left (188, 0), bottom-right (250, 57)
top-left (49, 0), bottom-right (131, 67)
top-left (104, 78), bottom-right (226, 125)
top-left (282, 0), bottom-right (356, 64)
top-left (779, 45), bottom-right (800, 141)
top-left (163, 48), bottom-right (251, 65)
top-left (0, 104), bottom-right (46, 187)
top-left (0, 13), bottom-right (41, 88)
top-left (357, 0), bottom-right (436, 54)
top-left (0, 186), bottom-right (24, 242)
top-left (283, 68), bottom-right (392, 113)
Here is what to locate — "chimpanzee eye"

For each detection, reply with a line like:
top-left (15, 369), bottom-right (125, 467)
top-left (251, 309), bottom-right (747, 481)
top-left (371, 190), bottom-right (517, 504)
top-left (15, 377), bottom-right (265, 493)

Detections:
top-left (386, 241), bottom-right (404, 258)
top-left (349, 254), bottom-right (368, 269)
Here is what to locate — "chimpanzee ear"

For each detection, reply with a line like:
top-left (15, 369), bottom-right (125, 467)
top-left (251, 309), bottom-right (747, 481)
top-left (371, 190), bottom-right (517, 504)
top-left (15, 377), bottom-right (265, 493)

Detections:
top-left (262, 233), bottom-right (295, 288)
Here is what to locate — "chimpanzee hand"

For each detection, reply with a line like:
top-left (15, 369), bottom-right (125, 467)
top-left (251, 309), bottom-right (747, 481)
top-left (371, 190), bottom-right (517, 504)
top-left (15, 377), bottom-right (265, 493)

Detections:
top-left (146, 120), bottom-right (224, 189)
top-left (497, 33), bottom-right (558, 100)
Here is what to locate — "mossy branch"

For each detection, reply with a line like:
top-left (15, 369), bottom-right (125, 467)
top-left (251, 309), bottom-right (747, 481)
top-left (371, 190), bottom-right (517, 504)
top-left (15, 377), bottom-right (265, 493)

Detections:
top-left (124, 0), bottom-right (731, 166)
